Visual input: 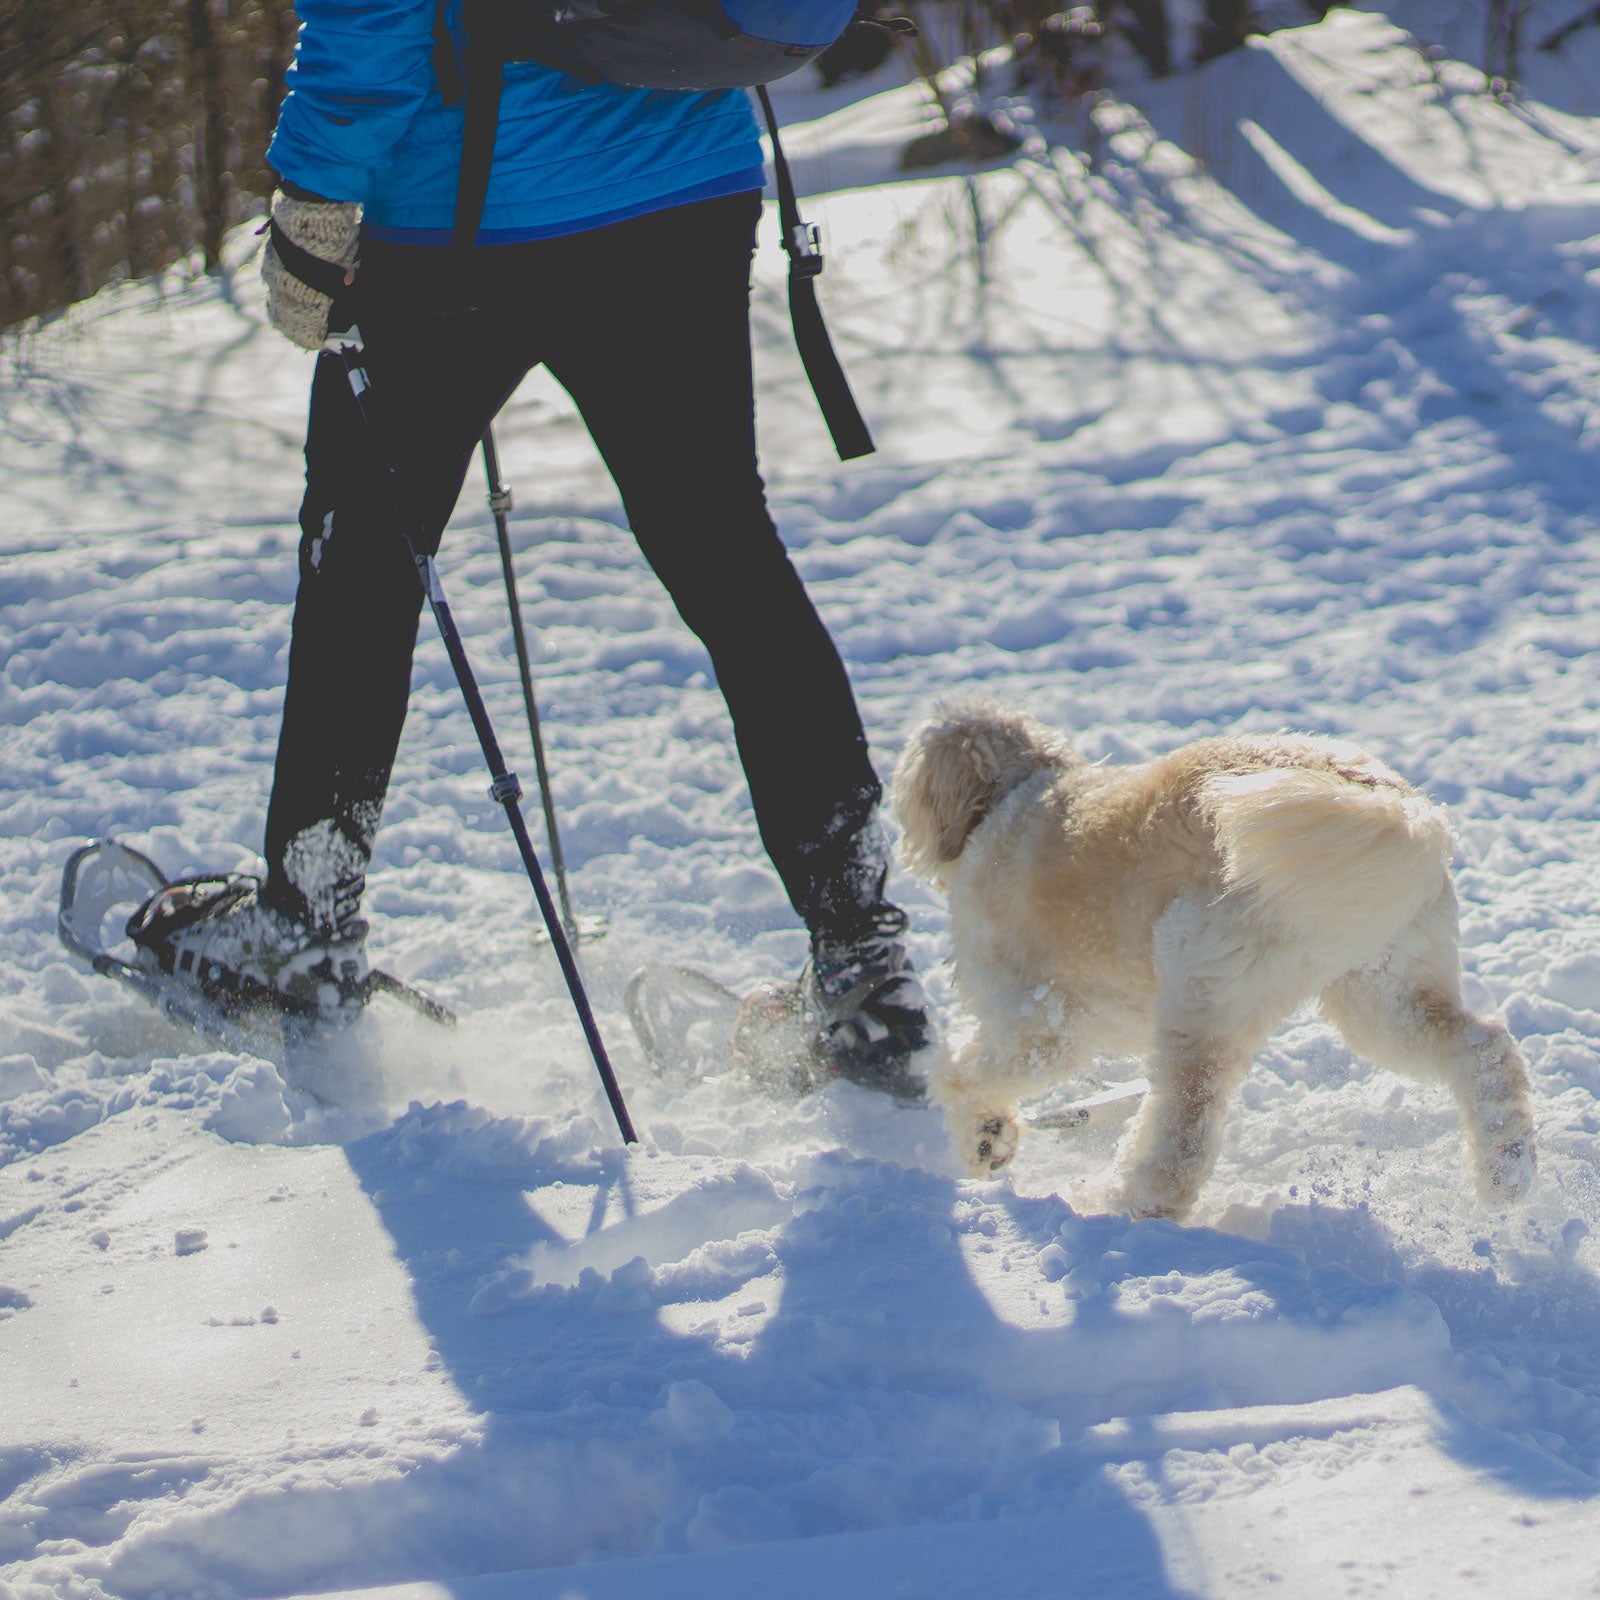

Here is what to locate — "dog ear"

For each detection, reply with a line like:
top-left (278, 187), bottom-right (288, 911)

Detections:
top-left (892, 700), bottom-right (1066, 877)
top-left (892, 723), bottom-right (989, 875)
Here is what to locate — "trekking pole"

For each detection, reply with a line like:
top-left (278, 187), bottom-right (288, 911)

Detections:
top-left (293, 275), bottom-right (635, 1144)
top-left (480, 425), bottom-right (580, 949)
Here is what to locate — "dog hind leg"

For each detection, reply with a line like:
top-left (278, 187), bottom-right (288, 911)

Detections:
top-left (1114, 894), bottom-right (1318, 1220)
top-left (1321, 899), bottom-right (1535, 1201)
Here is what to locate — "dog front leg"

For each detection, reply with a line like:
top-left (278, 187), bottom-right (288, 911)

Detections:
top-left (934, 1039), bottom-right (1023, 1176)
top-left (934, 1016), bottom-right (1082, 1178)
top-left (1113, 1029), bottom-right (1253, 1220)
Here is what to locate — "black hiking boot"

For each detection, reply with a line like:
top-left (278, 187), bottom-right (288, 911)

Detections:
top-left (800, 911), bottom-right (939, 1102)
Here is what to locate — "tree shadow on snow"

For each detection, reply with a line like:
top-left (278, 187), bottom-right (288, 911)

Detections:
top-left (1127, 40), bottom-right (1600, 522)
top-left (327, 1114), bottom-right (1203, 1598)
top-left (90, 1088), bottom-right (1600, 1597)
top-left (1262, 1195), bottom-right (1600, 1500)
top-left (92, 1099), bottom-right (1200, 1599)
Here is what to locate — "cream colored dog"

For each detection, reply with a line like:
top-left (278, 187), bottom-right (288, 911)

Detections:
top-left (892, 698), bottom-right (1536, 1220)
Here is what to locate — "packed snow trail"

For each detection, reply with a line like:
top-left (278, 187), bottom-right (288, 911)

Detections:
top-left (3, 8), bottom-right (1600, 1596)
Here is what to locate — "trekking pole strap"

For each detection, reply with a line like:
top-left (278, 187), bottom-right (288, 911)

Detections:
top-left (758, 84), bottom-right (817, 275)
top-left (268, 218), bottom-right (351, 303)
top-left (784, 270), bottom-right (873, 460)
top-left (755, 85), bottom-right (875, 461)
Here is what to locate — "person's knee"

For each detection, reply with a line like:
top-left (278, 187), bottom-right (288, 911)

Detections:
top-left (652, 524), bottom-right (808, 640)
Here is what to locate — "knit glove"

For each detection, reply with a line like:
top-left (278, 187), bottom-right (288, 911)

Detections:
top-left (261, 189), bottom-right (362, 351)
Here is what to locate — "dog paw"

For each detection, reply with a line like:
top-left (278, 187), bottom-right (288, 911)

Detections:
top-left (1106, 1162), bottom-right (1195, 1223)
top-left (1476, 1134), bottom-right (1537, 1203)
top-left (972, 1113), bottom-right (1020, 1175)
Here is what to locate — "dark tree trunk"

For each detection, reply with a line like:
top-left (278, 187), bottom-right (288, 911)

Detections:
top-left (190, 0), bottom-right (230, 272)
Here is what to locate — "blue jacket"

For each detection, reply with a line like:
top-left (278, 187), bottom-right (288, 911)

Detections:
top-left (266, 0), bottom-right (765, 242)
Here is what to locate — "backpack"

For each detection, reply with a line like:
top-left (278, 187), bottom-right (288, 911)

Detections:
top-left (432, 0), bottom-right (908, 459)
top-left (449, 0), bottom-right (863, 97)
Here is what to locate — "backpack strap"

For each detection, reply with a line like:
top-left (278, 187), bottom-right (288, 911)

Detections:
top-left (453, 38), bottom-right (506, 249)
top-left (436, 0), bottom-right (504, 251)
top-left (756, 85), bottom-right (874, 460)
top-left (432, 0), bottom-right (465, 103)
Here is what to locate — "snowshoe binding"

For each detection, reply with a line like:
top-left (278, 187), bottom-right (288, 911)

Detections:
top-left (624, 939), bottom-right (939, 1105)
top-left (59, 838), bottom-right (454, 1050)
top-left (125, 872), bottom-right (371, 1034)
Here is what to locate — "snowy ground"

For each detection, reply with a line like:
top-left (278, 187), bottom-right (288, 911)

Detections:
top-left (4, 6), bottom-right (1600, 1595)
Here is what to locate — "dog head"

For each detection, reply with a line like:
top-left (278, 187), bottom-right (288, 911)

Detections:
top-left (892, 697), bottom-right (1073, 878)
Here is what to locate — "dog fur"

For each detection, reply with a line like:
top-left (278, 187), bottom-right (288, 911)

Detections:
top-left (892, 697), bottom-right (1536, 1220)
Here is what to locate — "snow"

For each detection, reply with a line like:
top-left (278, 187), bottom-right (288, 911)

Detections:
top-left (5, 6), bottom-right (1600, 1595)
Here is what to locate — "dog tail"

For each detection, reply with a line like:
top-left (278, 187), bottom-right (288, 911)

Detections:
top-left (1203, 766), bottom-right (1455, 958)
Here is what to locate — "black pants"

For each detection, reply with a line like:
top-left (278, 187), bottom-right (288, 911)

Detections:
top-left (263, 191), bottom-right (887, 939)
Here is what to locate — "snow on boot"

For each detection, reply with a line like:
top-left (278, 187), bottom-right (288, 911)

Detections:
top-left (801, 918), bottom-right (938, 1102)
top-left (126, 873), bottom-right (369, 1029)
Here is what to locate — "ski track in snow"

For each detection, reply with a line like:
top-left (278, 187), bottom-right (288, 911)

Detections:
top-left (3, 7), bottom-right (1600, 1596)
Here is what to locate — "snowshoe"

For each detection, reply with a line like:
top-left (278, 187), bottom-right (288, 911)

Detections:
top-left (1023, 1078), bottom-right (1149, 1133)
top-left (59, 838), bottom-right (455, 1051)
top-left (57, 838), bottom-right (261, 1050)
top-left (624, 959), bottom-right (936, 1104)
top-left (624, 959), bottom-right (1149, 1131)
top-left (625, 965), bottom-right (822, 1098)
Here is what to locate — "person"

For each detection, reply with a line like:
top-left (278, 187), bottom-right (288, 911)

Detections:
top-left (131, 0), bottom-right (936, 1097)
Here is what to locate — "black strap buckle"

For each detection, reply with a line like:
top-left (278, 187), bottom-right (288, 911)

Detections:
top-left (788, 222), bottom-right (824, 279)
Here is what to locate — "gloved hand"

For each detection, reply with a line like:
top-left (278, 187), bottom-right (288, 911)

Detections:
top-left (261, 187), bottom-right (362, 351)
